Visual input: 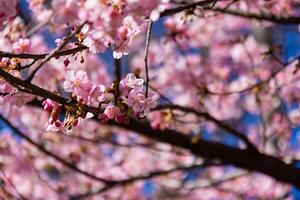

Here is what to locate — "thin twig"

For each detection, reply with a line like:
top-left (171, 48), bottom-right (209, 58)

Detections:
top-left (204, 6), bottom-right (300, 24)
top-left (144, 21), bottom-right (153, 97)
top-left (0, 46), bottom-right (87, 60)
top-left (0, 169), bottom-right (28, 200)
top-left (69, 161), bottom-right (217, 199)
top-left (26, 23), bottom-right (86, 82)
top-left (15, 59), bottom-right (38, 70)
top-left (149, 84), bottom-right (173, 104)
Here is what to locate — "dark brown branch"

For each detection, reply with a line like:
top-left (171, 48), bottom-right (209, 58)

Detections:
top-left (0, 68), bottom-right (100, 115)
top-left (24, 98), bottom-right (300, 189)
top-left (0, 114), bottom-right (112, 184)
top-left (114, 118), bottom-right (300, 188)
top-left (161, 1), bottom-right (300, 25)
top-left (160, 0), bottom-right (216, 18)
top-left (153, 104), bottom-right (258, 152)
top-left (0, 46), bottom-right (87, 60)
top-left (70, 161), bottom-right (216, 199)
top-left (204, 7), bottom-right (300, 24)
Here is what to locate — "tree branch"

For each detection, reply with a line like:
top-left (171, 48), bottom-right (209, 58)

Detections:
top-left (161, 1), bottom-right (300, 25)
top-left (113, 118), bottom-right (300, 188)
top-left (160, 0), bottom-right (216, 18)
top-left (204, 7), bottom-right (300, 24)
top-left (153, 104), bottom-right (258, 152)
top-left (69, 161), bottom-right (217, 199)
top-left (0, 46), bottom-right (87, 60)
top-left (0, 114), bottom-right (112, 184)
top-left (1, 68), bottom-right (300, 189)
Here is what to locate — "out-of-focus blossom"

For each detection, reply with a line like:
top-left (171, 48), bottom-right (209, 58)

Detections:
top-left (104, 105), bottom-right (122, 120)
top-left (52, 0), bottom-right (79, 25)
top-left (0, 0), bottom-right (18, 30)
top-left (12, 39), bottom-right (31, 53)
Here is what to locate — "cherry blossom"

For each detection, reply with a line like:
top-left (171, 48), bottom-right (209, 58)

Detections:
top-left (12, 39), bottom-right (31, 54)
top-left (82, 28), bottom-right (108, 54)
top-left (120, 73), bottom-right (144, 95)
top-left (63, 70), bottom-right (92, 98)
top-left (0, 1), bottom-right (299, 199)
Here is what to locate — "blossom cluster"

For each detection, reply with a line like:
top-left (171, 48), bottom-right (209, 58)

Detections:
top-left (27, 0), bottom-right (171, 59)
top-left (41, 72), bottom-right (157, 132)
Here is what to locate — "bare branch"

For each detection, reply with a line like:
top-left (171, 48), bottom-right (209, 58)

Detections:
top-left (70, 161), bottom-right (217, 199)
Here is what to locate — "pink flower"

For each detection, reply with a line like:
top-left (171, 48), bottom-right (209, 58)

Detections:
top-left (87, 84), bottom-right (113, 106)
top-left (12, 39), bottom-right (31, 53)
top-left (63, 70), bottom-right (92, 97)
top-left (104, 105), bottom-right (122, 120)
top-left (42, 99), bottom-right (62, 131)
top-left (42, 99), bottom-right (59, 112)
top-left (113, 41), bottom-right (130, 59)
top-left (113, 16), bottom-right (140, 59)
top-left (142, 92), bottom-right (158, 116)
top-left (101, 105), bottom-right (129, 124)
top-left (94, 85), bottom-right (114, 103)
top-left (120, 73), bottom-right (144, 95)
top-left (45, 121), bottom-right (61, 132)
top-left (82, 30), bottom-right (108, 54)
top-left (122, 89), bottom-right (145, 113)
top-left (113, 26), bottom-right (131, 59)
top-left (0, 80), bottom-right (15, 94)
